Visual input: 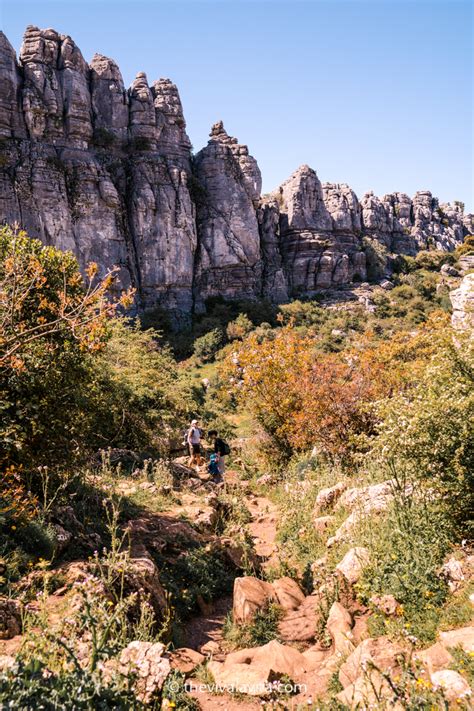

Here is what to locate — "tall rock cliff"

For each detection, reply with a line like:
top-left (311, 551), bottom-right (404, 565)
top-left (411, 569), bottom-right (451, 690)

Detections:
top-left (0, 26), bottom-right (197, 317)
top-left (0, 25), bottom-right (472, 318)
top-left (193, 121), bottom-right (263, 308)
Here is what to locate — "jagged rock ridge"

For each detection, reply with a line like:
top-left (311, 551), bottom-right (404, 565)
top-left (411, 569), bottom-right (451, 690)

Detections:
top-left (0, 26), bottom-right (472, 318)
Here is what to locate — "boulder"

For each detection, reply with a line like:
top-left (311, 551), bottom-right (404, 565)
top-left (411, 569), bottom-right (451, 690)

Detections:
top-left (0, 598), bottom-right (22, 640)
top-left (315, 482), bottom-right (348, 511)
top-left (430, 669), bottom-right (471, 702)
top-left (207, 660), bottom-right (272, 696)
top-left (232, 577), bottom-right (276, 624)
top-left (337, 671), bottom-right (396, 708)
top-left (439, 626), bottom-right (474, 653)
top-left (326, 511), bottom-right (359, 546)
top-left (336, 480), bottom-right (394, 514)
top-left (326, 601), bottom-right (354, 655)
top-left (313, 515), bottom-right (335, 533)
top-left (118, 641), bottom-right (170, 703)
top-left (169, 647), bottom-right (205, 675)
top-left (370, 594), bottom-right (399, 616)
top-left (440, 263), bottom-right (459, 277)
top-left (301, 646), bottom-right (329, 671)
top-left (127, 550), bottom-right (168, 617)
top-left (339, 637), bottom-right (405, 689)
top-left (200, 640), bottom-right (220, 656)
top-left (415, 642), bottom-right (454, 674)
top-left (271, 577), bottom-right (305, 612)
top-left (194, 508), bottom-right (218, 532)
top-left (278, 593), bottom-right (321, 643)
top-left (251, 639), bottom-right (309, 677)
top-left (441, 557), bottom-right (466, 592)
top-left (51, 524), bottom-right (72, 554)
top-left (335, 547), bottom-right (370, 585)
top-left (0, 655), bottom-right (15, 671)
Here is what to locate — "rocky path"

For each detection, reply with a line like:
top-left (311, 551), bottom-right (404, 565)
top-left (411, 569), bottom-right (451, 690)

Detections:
top-left (181, 480), bottom-right (284, 710)
top-left (183, 595), bottom-right (232, 661)
top-left (182, 485), bottom-right (280, 659)
top-left (246, 494), bottom-right (279, 562)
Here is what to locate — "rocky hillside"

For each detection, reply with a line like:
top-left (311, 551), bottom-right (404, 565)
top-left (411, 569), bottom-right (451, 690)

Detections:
top-left (0, 25), bottom-right (473, 319)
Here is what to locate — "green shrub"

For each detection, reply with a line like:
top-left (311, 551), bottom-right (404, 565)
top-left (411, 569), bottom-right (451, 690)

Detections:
top-left (0, 659), bottom-right (140, 710)
top-left (358, 478), bottom-right (452, 643)
top-left (193, 328), bottom-right (224, 363)
top-left (363, 236), bottom-right (388, 282)
top-left (223, 602), bottom-right (283, 649)
top-left (92, 127), bottom-right (116, 148)
top-left (226, 313), bottom-right (254, 341)
top-left (0, 226), bottom-right (112, 470)
top-left (414, 250), bottom-right (454, 271)
top-left (371, 336), bottom-right (474, 533)
top-left (90, 319), bottom-right (195, 453)
top-left (162, 671), bottom-right (200, 710)
top-left (130, 136), bottom-right (152, 151)
top-left (156, 545), bottom-right (235, 620)
top-left (455, 234), bottom-right (474, 258)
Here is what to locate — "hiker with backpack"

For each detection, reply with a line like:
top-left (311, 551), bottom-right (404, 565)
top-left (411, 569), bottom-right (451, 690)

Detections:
top-left (208, 430), bottom-right (230, 479)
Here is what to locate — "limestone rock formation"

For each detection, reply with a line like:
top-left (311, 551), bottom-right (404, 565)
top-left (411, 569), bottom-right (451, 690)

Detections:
top-left (0, 26), bottom-right (197, 318)
top-left (269, 166), bottom-right (367, 295)
top-left (193, 121), bottom-right (263, 307)
top-left (450, 273), bottom-right (474, 332)
top-left (0, 24), bottom-right (472, 319)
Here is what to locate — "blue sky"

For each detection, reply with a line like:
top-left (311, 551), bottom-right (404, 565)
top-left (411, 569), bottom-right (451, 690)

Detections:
top-left (2, 0), bottom-right (473, 210)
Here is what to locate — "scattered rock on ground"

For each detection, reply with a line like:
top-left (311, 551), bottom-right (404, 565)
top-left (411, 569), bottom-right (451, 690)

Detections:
top-left (326, 601), bottom-right (354, 655)
top-left (0, 598), bottom-right (23, 640)
top-left (313, 515), bottom-right (335, 533)
top-left (439, 626), bottom-right (474, 653)
top-left (251, 639), bottom-right (310, 677)
top-left (169, 647), bottom-right (205, 675)
top-left (232, 577), bottom-right (276, 624)
top-left (118, 641), bottom-right (171, 704)
top-left (207, 660), bottom-right (272, 696)
top-left (337, 670), bottom-right (396, 708)
top-left (278, 593), bottom-right (321, 643)
top-left (336, 480), bottom-right (395, 514)
top-left (441, 556), bottom-right (466, 591)
top-left (370, 594), bottom-right (399, 616)
top-left (314, 481), bottom-right (348, 512)
top-left (414, 642), bottom-right (455, 674)
top-left (336, 547), bottom-right (370, 585)
top-left (339, 637), bottom-right (405, 689)
top-left (430, 669), bottom-right (471, 702)
top-left (271, 577), bottom-right (305, 611)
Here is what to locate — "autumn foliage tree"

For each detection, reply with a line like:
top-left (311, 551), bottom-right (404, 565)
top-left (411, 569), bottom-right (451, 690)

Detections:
top-left (0, 225), bottom-right (133, 468)
top-left (222, 314), bottom-right (447, 467)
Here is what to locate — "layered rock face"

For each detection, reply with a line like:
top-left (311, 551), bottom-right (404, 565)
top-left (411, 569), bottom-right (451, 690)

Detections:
top-left (0, 25), bottom-right (472, 317)
top-left (0, 26), bottom-right (196, 315)
top-left (269, 167), bottom-right (367, 295)
top-left (193, 121), bottom-right (263, 307)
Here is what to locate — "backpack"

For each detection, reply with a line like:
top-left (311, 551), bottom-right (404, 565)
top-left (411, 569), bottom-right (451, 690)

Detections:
top-left (221, 440), bottom-right (231, 456)
top-left (208, 453), bottom-right (220, 476)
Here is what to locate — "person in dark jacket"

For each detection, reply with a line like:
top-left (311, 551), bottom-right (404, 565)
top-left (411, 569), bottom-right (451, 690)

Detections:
top-left (208, 430), bottom-right (228, 477)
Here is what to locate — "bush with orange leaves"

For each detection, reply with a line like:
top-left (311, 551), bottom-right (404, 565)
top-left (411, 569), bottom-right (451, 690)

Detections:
top-left (0, 225), bottom-right (134, 470)
top-left (221, 314), bottom-right (447, 467)
top-left (0, 467), bottom-right (37, 531)
top-left (0, 225), bottom-right (133, 372)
